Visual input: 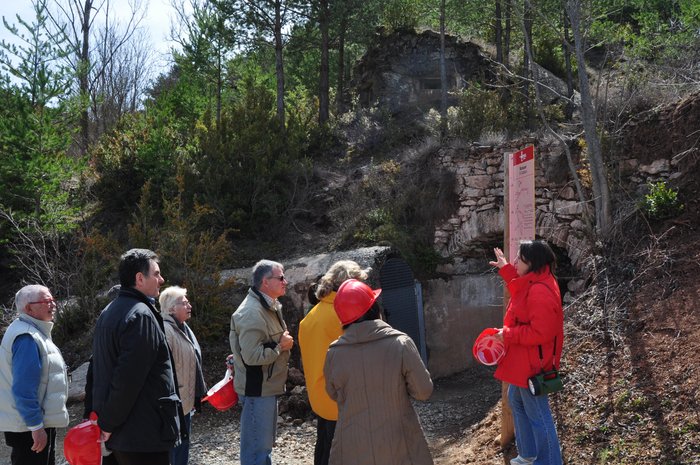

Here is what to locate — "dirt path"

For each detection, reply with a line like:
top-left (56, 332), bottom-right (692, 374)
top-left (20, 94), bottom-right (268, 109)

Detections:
top-left (0, 366), bottom-right (505, 464)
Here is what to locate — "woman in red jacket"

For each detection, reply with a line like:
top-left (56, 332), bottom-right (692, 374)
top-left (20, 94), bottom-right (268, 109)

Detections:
top-left (489, 240), bottom-right (564, 465)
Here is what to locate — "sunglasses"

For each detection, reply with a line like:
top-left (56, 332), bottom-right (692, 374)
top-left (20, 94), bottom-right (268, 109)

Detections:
top-left (268, 275), bottom-right (287, 282)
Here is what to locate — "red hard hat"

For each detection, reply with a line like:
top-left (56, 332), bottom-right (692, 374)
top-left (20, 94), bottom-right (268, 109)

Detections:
top-left (472, 328), bottom-right (506, 366)
top-left (202, 369), bottom-right (238, 411)
top-left (333, 279), bottom-right (382, 325)
top-left (64, 412), bottom-right (101, 465)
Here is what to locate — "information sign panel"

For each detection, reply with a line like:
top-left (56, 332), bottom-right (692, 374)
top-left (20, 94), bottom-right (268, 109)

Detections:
top-left (507, 145), bottom-right (535, 262)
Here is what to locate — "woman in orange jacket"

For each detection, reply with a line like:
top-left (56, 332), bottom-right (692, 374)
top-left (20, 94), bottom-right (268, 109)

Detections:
top-left (490, 240), bottom-right (564, 465)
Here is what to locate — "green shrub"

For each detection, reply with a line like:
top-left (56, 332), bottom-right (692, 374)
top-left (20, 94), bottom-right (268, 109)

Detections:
top-left (381, 0), bottom-right (422, 31)
top-left (453, 85), bottom-right (512, 140)
top-left (640, 181), bottom-right (684, 220)
top-left (49, 229), bottom-right (121, 364)
top-left (334, 154), bottom-right (456, 277)
top-left (534, 36), bottom-right (567, 79)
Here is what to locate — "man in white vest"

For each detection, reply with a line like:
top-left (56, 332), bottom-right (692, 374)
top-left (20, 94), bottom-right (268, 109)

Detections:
top-left (0, 285), bottom-right (69, 465)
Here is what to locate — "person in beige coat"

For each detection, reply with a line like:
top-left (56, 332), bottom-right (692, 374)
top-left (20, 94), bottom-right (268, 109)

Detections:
top-left (160, 286), bottom-right (207, 465)
top-left (324, 279), bottom-right (434, 465)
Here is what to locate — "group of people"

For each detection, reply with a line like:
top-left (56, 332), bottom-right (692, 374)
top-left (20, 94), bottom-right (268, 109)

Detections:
top-left (0, 239), bottom-right (565, 465)
top-left (0, 249), bottom-right (205, 465)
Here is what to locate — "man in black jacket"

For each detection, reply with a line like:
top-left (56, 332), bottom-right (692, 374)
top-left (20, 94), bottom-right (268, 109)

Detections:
top-left (91, 248), bottom-right (183, 465)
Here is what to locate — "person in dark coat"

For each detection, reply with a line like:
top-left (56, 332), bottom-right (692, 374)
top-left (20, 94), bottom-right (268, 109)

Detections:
top-left (91, 249), bottom-right (184, 465)
top-left (83, 285), bottom-right (121, 465)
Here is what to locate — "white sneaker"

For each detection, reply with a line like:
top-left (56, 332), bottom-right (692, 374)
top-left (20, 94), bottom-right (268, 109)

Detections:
top-left (510, 456), bottom-right (535, 465)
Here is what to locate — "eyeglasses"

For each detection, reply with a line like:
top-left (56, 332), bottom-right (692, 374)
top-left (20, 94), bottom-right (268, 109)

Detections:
top-left (268, 275), bottom-right (287, 282)
top-left (29, 298), bottom-right (56, 305)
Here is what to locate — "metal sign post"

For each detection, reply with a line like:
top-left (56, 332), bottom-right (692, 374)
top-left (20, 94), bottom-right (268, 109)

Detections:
top-left (501, 145), bottom-right (535, 446)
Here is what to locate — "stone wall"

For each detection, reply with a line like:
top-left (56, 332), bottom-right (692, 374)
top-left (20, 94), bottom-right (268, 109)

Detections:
top-left (351, 29), bottom-right (495, 114)
top-left (423, 274), bottom-right (503, 378)
top-left (615, 90), bottom-right (700, 195)
top-left (430, 134), bottom-right (687, 281)
top-left (220, 246), bottom-right (391, 308)
top-left (432, 138), bottom-right (593, 272)
top-left (351, 29), bottom-right (574, 115)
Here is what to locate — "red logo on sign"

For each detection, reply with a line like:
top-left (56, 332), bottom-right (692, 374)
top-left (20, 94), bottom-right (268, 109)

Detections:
top-left (513, 145), bottom-right (534, 166)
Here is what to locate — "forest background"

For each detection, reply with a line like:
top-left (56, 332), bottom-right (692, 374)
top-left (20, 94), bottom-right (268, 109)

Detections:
top-left (1, 0), bottom-right (698, 352)
top-left (1, 0), bottom-right (698, 349)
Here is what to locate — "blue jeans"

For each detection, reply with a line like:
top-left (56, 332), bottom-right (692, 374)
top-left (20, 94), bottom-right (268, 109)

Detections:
top-left (239, 395), bottom-right (277, 465)
top-left (508, 384), bottom-right (562, 465)
top-left (170, 411), bottom-right (192, 465)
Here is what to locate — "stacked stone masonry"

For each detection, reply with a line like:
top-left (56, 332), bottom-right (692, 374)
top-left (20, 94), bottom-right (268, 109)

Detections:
top-left (431, 136), bottom-right (682, 276)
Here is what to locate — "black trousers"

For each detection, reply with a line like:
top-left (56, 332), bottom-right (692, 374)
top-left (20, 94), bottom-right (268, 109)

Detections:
top-left (112, 449), bottom-right (170, 465)
top-left (314, 416), bottom-right (337, 465)
top-left (102, 453), bottom-right (119, 465)
top-left (4, 428), bottom-right (56, 465)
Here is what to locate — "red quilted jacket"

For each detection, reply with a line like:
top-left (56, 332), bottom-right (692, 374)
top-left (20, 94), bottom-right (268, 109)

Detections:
top-left (494, 264), bottom-right (564, 388)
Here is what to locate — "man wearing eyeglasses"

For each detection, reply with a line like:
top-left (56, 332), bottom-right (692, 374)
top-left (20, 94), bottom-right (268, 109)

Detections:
top-left (0, 285), bottom-right (68, 465)
top-left (229, 259), bottom-right (294, 465)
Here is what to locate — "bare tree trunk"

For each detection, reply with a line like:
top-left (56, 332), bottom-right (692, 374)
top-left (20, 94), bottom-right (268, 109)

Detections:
top-left (521, 5), bottom-right (592, 232)
top-left (522, 0), bottom-right (534, 129)
top-left (319, 0), bottom-right (330, 124)
top-left (336, 12), bottom-right (347, 115)
top-left (562, 8), bottom-right (574, 120)
top-left (46, 0), bottom-right (146, 152)
top-left (79, 0), bottom-right (93, 153)
top-left (439, 0), bottom-right (447, 134)
top-left (504, 0), bottom-right (511, 68)
top-left (566, 0), bottom-right (612, 235)
top-left (217, 49), bottom-right (222, 129)
top-left (274, 0), bottom-right (286, 131)
top-left (495, 0), bottom-right (503, 64)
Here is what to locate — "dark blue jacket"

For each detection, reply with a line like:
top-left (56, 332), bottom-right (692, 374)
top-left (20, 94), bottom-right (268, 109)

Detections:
top-left (91, 287), bottom-right (183, 452)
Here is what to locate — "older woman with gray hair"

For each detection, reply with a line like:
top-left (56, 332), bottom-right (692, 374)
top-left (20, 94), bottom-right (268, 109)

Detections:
top-left (298, 260), bottom-right (370, 465)
top-left (159, 286), bottom-right (207, 465)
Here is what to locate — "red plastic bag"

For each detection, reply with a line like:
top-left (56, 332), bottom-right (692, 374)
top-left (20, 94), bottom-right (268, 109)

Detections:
top-left (64, 412), bottom-right (101, 465)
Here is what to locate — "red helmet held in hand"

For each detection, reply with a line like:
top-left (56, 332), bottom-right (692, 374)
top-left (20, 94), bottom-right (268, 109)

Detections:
top-left (203, 369), bottom-right (238, 411)
top-left (472, 328), bottom-right (506, 366)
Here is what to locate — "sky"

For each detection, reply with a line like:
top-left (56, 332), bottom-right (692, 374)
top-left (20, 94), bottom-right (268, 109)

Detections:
top-left (0, 0), bottom-right (179, 80)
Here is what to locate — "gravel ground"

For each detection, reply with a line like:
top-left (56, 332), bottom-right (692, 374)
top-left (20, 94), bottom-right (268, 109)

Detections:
top-left (0, 366), bottom-right (502, 464)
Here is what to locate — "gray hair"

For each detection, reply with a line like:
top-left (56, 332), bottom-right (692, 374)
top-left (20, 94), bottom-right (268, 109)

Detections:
top-left (316, 260), bottom-right (369, 299)
top-left (15, 285), bottom-right (50, 314)
top-left (159, 286), bottom-right (187, 316)
top-left (252, 259), bottom-right (284, 288)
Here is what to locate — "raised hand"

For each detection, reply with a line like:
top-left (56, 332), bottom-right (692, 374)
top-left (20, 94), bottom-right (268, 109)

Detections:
top-left (489, 247), bottom-right (508, 269)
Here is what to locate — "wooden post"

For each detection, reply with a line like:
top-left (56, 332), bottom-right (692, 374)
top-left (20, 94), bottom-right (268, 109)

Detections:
top-left (501, 152), bottom-right (515, 447)
top-left (500, 145), bottom-right (535, 447)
